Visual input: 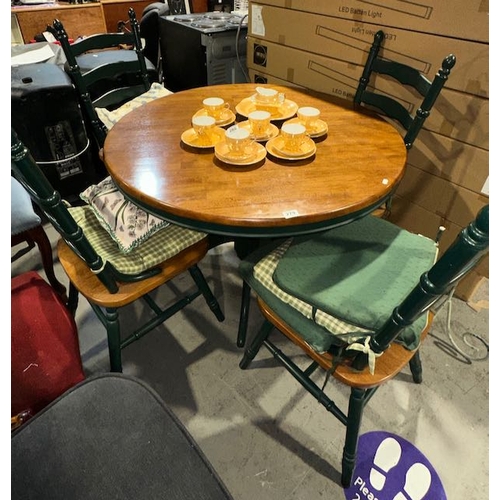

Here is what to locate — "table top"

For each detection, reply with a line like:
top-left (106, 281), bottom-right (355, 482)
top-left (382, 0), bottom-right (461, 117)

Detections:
top-left (103, 83), bottom-right (407, 237)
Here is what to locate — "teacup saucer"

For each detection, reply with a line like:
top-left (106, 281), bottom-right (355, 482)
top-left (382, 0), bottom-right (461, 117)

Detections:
top-left (284, 117), bottom-right (329, 138)
top-left (266, 136), bottom-right (317, 160)
top-left (215, 141), bottom-right (267, 165)
top-left (181, 126), bottom-right (226, 149)
top-left (237, 120), bottom-right (280, 142)
top-left (193, 108), bottom-right (236, 127)
top-left (235, 97), bottom-right (298, 121)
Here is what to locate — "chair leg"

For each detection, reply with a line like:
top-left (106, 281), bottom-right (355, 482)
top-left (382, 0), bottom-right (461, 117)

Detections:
top-left (188, 265), bottom-right (224, 322)
top-left (102, 307), bottom-right (122, 372)
top-left (67, 283), bottom-right (80, 316)
top-left (27, 226), bottom-right (68, 302)
top-left (11, 234), bottom-right (35, 262)
top-left (239, 319), bottom-right (273, 369)
top-left (237, 281), bottom-right (251, 347)
top-left (87, 306), bottom-right (122, 372)
top-left (341, 387), bottom-right (366, 488)
top-left (409, 349), bottom-right (423, 384)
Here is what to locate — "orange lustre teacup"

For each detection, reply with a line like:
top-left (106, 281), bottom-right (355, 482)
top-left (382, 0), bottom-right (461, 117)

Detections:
top-left (248, 110), bottom-right (271, 138)
top-left (297, 106), bottom-right (321, 134)
top-left (192, 115), bottom-right (216, 146)
top-left (225, 126), bottom-right (253, 157)
top-left (280, 123), bottom-right (307, 153)
top-left (203, 97), bottom-right (230, 121)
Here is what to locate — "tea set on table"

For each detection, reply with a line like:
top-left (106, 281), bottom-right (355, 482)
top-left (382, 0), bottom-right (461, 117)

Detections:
top-left (181, 86), bottom-right (329, 166)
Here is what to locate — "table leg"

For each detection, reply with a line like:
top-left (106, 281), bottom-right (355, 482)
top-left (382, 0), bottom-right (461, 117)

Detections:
top-left (233, 237), bottom-right (262, 260)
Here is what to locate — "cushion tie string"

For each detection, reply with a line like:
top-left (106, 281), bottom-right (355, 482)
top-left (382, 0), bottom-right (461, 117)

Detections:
top-left (92, 259), bottom-right (107, 274)
top-left (346, 336), bottom-right (382, 375)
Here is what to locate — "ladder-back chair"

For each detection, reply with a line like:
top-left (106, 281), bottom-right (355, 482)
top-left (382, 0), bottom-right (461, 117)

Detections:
top-left (354, 30), bottom-right (456, 217)
top-left (52, 8), bottom-right (155, 150)
top-left (12, 128), bottom-right (224, 373)
top-left (237, 205), bottom-right (488, 487)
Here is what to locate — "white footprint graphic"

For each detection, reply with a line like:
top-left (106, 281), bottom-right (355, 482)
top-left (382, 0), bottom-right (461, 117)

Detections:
top-left (393, 462), bottom-right (432, 500)
top-left (369, 437), bottom-right (402, 491)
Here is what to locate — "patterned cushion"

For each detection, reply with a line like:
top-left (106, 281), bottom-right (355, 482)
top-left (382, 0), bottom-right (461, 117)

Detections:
top-left (95, 82), bottom-right (172, 130)
top-left (80, 176), bottom-right (169, 254)
top-left (251, 217), bottom-right (438, 353)
top-left (69, 206), bottom-right (206, 275)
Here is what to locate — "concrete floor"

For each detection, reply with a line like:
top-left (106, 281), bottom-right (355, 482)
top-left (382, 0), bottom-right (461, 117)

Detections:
top-left (12, 223), bottom-right (489, 499)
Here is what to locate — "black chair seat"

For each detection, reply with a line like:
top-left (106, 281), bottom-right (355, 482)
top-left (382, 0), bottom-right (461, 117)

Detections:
top-left (11, 373), bottom-right (234, 500)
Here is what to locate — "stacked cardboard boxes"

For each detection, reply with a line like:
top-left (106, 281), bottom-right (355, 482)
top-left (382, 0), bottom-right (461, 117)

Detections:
top-left (247, 1), bottom-right (489, 299)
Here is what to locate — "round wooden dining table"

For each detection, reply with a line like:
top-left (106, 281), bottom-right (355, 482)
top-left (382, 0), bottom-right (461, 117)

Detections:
top-left (103, 83), bottom-right (407, 238)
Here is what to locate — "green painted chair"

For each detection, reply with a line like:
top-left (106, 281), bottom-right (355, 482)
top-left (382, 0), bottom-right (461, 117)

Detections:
top-left (354, 30), bottom-right (456, 217)
top-left (12, 129), bottom-right (224, 373)
top-left (52, 8), bottom-right (155, 150)
top-left (237, 206), bottom-right (488, 487)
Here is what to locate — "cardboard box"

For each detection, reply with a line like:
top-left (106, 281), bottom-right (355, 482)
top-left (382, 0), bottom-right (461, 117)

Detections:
top-left (249, 1), bottom-right (489, 43)
top-left (394, 165), bottom-right (489, 228)
top-left (455, 271), bottom-right (488, 302)
top-left (248, 5), bottom-right (488, 98)
top-left (389, 196), bottom-right (489, 301)
top-left (389, 195), bottom-right (444, 239)
top-left (247, 37), bottom-right (489, 149)
top-left (389, 195), bottom-right (488, 253)
top-left (248, 69), bottom-right (302, 88)
top-left (407, 130), bottom-right (488, 194)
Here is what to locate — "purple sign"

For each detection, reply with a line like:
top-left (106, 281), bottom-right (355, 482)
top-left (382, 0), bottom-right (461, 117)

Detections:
top-left (343, 431), bottom-right (446, 500)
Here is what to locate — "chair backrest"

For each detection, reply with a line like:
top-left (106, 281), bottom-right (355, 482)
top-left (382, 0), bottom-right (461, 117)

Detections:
top-left (351, 204), bottom-right (489, 371)
top-left (11, 128), bottom-right (122, 294)
top-left (354, 30), bottom-right (456, 149)
top-left (140, 2), bottom-right (171, 75)
top-left (52, 8), bottom-right (152, 149)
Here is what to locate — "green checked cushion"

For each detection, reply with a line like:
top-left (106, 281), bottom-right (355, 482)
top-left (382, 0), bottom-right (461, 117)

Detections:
top-left (250, 239), bottom-right (371, 353)
top-left (69, 206), bottom-right (206, 275)
top-left (95, 82), bottom-right (172, 130)
top-left (80, 176), bottom-right (170, 254)
top-left (251, 216), bottom-right (437, 352)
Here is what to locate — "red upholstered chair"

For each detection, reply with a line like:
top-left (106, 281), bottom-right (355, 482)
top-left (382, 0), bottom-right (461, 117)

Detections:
top-left (11, 271), bottom-right (85, 427)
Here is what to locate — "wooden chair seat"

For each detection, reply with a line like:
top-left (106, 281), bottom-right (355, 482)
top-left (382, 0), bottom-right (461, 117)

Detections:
top-left (57, 237), bottom-right (209, 308)
top-left (258, 298), bottom-right (432, 390)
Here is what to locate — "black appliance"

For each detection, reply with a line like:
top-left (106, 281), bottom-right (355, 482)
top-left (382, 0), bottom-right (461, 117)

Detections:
top-left (159, 12), bottom-right (248, 92)
top-left (11, 63), bottom-right (104, 203)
